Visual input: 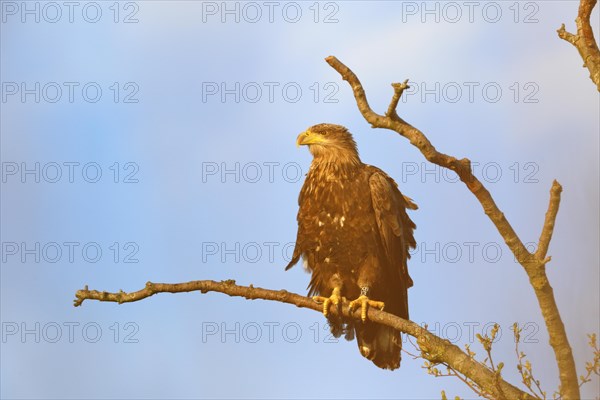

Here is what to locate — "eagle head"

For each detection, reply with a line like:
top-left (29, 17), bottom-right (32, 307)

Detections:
top-left (296, 123), bottom-right (360, 164)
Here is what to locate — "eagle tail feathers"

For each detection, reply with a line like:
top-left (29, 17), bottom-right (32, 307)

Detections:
top-left (355, 323), bottom-right (401, 370)
top-left (327, 317), bottom-right (355, 340)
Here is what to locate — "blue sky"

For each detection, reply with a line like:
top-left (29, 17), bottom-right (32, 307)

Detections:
top-left (1, 1), bottom-right (599, 399)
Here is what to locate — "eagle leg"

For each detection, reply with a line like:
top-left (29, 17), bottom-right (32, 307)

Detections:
top-left (348, 287), bottom-right (385, 322)
top-left (312, 287), bottom-right (343, 318)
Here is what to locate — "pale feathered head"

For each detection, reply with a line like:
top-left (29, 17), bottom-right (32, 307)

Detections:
top-left (296, 123), bottom-right (360, 164)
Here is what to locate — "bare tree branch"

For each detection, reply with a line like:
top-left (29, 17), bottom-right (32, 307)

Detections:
top-left (74, 279), bottom-right (534, 400)
top-left (71, 55), bottom-right (581, 400)
top-left (558, 0), bottom-right (600, 91)
top-left (536, 180), bottom-right (563, 261)
top-left (325, 55), bottom-right (532, 266)
top-left (325, 55), bottom-right (579, 399)
top-left (386, 80), bottom-right (410, 118)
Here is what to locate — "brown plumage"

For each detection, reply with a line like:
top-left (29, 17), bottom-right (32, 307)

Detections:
top-left (286, 123), bottom-right (417, 370)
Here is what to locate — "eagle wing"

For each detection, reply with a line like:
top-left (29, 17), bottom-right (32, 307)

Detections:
top-left (285, 173), bottom-right (312, 272)
top-left (368, 169), bottom-right (417, 319)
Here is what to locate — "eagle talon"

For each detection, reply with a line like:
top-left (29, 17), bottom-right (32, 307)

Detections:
top-left (348, 295), bottom-right (385, 322)
top-left (313, 287), bottom-right (343, 317)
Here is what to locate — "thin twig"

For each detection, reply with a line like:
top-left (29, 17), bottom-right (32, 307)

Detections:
top-left (513, 323), bottom-right (547, 399)
top-left (386, 80), bottom-right (410, 118)
top-left (536, 180), bottom-right (563, 260)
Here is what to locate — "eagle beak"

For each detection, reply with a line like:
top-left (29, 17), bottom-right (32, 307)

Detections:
top-left (296, 130), bottom-right (323, 147)
top-left (296, 131), bottom-right (310, 147)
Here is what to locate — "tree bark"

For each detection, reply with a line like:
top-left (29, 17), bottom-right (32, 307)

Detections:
top-left (325, 56), bottom-right (579, 399)
top-left (558, 0), bottom-right (600, 91)
top-left (74, 280), bottom-right (534, 400)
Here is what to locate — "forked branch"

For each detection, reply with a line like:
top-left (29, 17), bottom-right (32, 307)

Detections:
top-left (557, 0), bottom-right (600, 91)
top-left (325, 55), bottom-right (578, 399)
